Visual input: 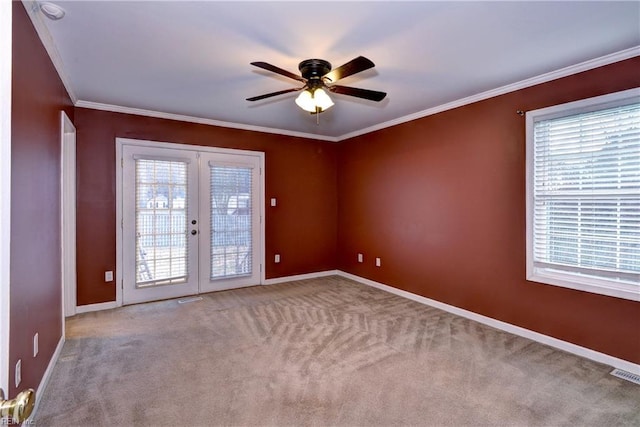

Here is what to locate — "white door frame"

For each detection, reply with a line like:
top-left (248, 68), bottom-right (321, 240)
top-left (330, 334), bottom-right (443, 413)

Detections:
top-left (115, 137), bottom-right (266, 307)
top-left (198, 152), bottom-right (262, 293)
top-left (61, 112), bottom-right (76, 319)
top-left (0, 0), bottom-right (12, 394)
top-left (121, 145), bottom-right (200, 305)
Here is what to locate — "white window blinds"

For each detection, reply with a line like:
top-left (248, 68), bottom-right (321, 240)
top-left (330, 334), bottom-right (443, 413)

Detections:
top-left (135, 158), bottom-right (189, 287)
top-left (209, 163), bottom-right (253, 280)
top-left (530, 98), bottom-right (640, 294)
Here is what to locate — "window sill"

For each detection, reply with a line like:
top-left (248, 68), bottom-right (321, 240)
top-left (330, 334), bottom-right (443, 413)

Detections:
top-left (527, 268), bottom-right (640, 302)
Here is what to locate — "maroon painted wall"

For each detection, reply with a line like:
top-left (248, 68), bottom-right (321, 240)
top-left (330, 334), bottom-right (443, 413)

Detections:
top-left (74, 109), bottom-right (338, 305)
top-left (10, 3), bottom-right (74, 395)
top-left (11, 0), bottom-right (637, 377)
top-left (337, 58), bottom-right (640, 364)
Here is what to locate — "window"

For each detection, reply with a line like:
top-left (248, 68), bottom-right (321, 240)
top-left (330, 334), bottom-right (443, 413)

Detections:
top-left (209, 163), bottom-right (253, 280)
top-left (135, 158), bottom-right (189, 287)
top-left (526, 88), bottom-right (640, 301)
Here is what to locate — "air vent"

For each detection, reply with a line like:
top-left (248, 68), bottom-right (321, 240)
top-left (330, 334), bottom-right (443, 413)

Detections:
top-left (177, 296), bottom-right (203, 304)
top-left (610, 368), bottom-right (640, 385)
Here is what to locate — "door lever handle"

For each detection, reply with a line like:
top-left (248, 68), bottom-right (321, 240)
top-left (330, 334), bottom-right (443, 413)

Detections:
top-left (0, 388), bottom-right (35, 424)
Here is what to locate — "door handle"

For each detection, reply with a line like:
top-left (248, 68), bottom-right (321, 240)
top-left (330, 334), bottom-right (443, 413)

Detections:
top-left (191, 230), bottom-right (197, 235)
top-left (0, 388), bottom-right (35, 424)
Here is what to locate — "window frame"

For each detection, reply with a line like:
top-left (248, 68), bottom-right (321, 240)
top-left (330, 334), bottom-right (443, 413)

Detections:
top-left (525, 87), bottom-right (640, 302)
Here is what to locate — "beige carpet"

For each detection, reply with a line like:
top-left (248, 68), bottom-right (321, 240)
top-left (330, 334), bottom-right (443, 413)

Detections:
top-left (35, 276), bottom-right (639, 426)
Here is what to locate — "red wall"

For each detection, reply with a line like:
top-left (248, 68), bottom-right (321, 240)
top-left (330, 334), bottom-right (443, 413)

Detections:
top-left (9, 0), bottom-right (638, 404)
top-left (13, 0), bottom-right (638, 377)
top-left (76, 59), bottom-right (639, 363)
top-left (337, 58), bottom-right (640, 364)
top-left (74, 109), bottom-right (338, 305)
top-left (10, 3), bottom-right (74, 395)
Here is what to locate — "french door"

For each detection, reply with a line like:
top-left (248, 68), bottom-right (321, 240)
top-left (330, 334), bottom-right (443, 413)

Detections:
top-left (121, 142), bottom-right (262, 305)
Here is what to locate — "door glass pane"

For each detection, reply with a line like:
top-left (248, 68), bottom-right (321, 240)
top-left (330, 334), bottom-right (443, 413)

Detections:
top-left (135, 159), bottom-right (189, 287)
top-left (209, 164), bottom-right (252, 279)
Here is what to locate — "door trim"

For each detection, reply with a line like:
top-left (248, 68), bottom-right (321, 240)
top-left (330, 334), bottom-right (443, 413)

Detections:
top-left (115, 137), bottom-right (266, 307)
top-left (0, 0), bottom-right (11, 394)
top-left (60, 111), bottom-right (76, 319)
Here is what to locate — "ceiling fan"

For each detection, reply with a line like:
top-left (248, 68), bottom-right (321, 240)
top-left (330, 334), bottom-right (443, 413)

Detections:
top-left (246, 56), bottom-right (386, 114)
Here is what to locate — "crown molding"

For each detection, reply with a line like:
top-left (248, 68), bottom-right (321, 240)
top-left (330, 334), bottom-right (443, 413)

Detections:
top-left (21, 0), bottom-right (77, 103)
top-left (77, 46), bottom-right (639, 143)
top-left (337, 46), bottom-right (640, 141)
top-left (24, 0), bottom-right (637, 144)
top-left (74, 100), bottom-right (339, 142)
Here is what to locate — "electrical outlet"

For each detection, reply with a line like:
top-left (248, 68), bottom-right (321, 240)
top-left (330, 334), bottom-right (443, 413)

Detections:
top-left (274, 254), bottom-right (281, 263)
top-left (375, 257), bottom-right (381, 267)
top-left (358, 253), bottom-right (363, 263)
top-left (270, 198), bottom-right (277, 207)
top-left (105, 271), bottom-right (113, 282)
top-left (33, 333), bottom-right (39, 357)
top-left (15, 359), bottom-right (21, 387)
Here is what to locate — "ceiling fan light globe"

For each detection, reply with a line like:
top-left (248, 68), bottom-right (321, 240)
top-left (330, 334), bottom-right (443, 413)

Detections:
top-left (313, 88), bottom-right (334, 111)
top-left (295, 90), bottom-right (317, 113)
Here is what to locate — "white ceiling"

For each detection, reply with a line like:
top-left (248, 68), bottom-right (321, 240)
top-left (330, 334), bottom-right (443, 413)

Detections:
top-left (26, 1), bottom-right (640, 141)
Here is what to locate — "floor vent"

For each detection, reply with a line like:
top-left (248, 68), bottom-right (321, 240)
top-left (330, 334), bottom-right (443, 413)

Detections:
top-left (177, 296), bottom-right (203, 304)
top-left (610, 368), bottom-right (640, 385)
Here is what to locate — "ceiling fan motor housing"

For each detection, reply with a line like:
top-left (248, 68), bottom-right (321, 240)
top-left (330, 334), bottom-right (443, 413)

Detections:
top-left (299, 59), bottom-right (332, 86)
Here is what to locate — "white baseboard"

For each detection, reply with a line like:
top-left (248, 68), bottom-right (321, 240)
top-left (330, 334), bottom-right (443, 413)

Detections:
top-left (337, 271), bottom-right (640, 375)
top-left (71, 271), bottom-right (339, 313)
top-left (263, 270), bottom-right (340, 286)
top-left (29, 334), bottom-right (65, 421)
top-left (75, 301), bottom-right (118, 314)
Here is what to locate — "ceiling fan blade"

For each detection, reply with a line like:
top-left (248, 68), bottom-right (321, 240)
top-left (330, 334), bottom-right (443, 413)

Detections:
top-left (323, 56), bottom-right (375, 83)
top-left (250, 62), bottom-right (306, 82)
top-left (246, 87), bottom-right (301, 102)
top-left (329, 85), bottom-right (387, 102)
